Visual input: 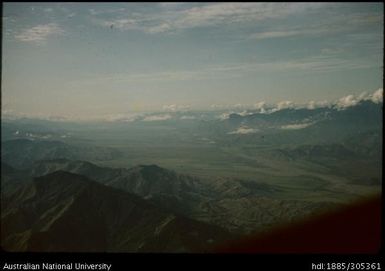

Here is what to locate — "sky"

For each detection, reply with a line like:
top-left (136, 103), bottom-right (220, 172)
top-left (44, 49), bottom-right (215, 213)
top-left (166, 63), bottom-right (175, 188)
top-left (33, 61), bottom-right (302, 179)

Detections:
top-left (2, 2), bottom-right (383, 120)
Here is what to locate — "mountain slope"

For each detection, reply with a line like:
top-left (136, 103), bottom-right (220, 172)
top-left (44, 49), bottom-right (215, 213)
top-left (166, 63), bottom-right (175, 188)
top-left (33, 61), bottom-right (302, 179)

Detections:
top-left (1, 162), bottom-right (31, 195)
top-left (30, 159), bottom-right (214, 215)
top-left (26, 159), bottom-right (338, 234)
top-left (1, 171), bottom-right (235, 252)
top-left (204, 100), bottom-right (382, 146)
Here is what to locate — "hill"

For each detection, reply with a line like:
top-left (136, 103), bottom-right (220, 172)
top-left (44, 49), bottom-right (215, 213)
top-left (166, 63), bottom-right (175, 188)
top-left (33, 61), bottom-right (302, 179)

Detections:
top-left (1, 171), bottom-right (235, 252)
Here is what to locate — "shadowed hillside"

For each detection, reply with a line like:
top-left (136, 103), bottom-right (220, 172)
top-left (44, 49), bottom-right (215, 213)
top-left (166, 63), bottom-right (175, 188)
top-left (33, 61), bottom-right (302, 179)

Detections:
top-left (1, 171), bottom-right (235, 252)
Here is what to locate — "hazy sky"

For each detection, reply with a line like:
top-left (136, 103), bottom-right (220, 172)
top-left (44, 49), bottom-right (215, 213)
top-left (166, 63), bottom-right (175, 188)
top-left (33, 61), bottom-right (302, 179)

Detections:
top-left (2, 2), bottom-right (383, 120)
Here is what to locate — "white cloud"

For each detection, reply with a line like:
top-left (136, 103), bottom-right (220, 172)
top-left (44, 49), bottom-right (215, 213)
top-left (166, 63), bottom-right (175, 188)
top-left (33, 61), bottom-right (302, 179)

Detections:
top-left (147, 23), bottom-right (173, 34)
top-left (162, 104), bottom-right (190, 112)
top-left (163, 104), bottom-right (177, 111)
top-left (210, 104), bottom-right (225, 109)
top-left (335, 95), bottom-right (359, 109)
top-left (100, 18), bottom-right (140, 31)
top-left (97, 3), bottom-right (325, 34)
top-left (248, 10), bottom-right (383, 41)
top-left (218, 112), bottom-right (231, 120)
top-left (74, 53), bottom-right (378, 87)
top-left (103, 113), bottom-right (141, 122)
top-left (215, 89), bottom-right (382, 116)
top-left (238, 110), bottom-right (256, 117)
top-left (228, 126), bottom-right (259, 135)
top-left (369, 88), bottom-right (383, 103)
top-left (307, 100), bottom-right (330, 110)
top-left (180, 115), bottom-right (196, 120)
top-left (232, 103), bottom-right (245, 109)
top-left (217, 110), bottom-right (249, 120)
top-left (175, 3), bottom-right (322, 30)
top-left (159, 3), bottom-right (188, 8)
top-left (225, 89), bottom-right (382, 114)
top-left (275, 101), bottom-right (295, 111)
top-left (15, 23), bottom-right (64, 43)
top-left (250, 30), bottom-right (302, 40)
top-left (142, 114), bottom-right (172, 121)
top-left (89, 7), bottom-right (127, 16)
top-left (334, 89), bottom-right (383, 109)
top-left (253, 101), bottom-right (269, 113)
top-left (254, 101), bottom-right (266, 109)
top-left (281, 122), bottom-right (314, 130)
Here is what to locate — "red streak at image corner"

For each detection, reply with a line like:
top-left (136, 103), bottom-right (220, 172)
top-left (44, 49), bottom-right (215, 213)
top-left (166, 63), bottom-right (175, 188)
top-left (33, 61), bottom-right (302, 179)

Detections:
top-left (216, 195), bottom-right (382, 254)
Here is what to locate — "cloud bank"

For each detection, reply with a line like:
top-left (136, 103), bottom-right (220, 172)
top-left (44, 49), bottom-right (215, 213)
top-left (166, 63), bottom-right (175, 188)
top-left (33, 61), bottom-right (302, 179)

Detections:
top-left (228, 126), bottom-right (259, 135)
top-left (15, 23), bottom-right (64, 43)
top-left (335, 88), bottom-right (383, 109)
top-left (162, 104), bottom-right (190, 112)
top-left (142, 114), bottom-right (172, 121)
top-left (96, 3), bottom-right (325, 34)
top-left (281, 122), bottom-right (314, 130)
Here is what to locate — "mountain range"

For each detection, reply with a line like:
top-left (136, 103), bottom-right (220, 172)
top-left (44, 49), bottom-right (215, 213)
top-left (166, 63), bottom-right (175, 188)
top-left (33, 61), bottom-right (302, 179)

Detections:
top-left (2, 159), bottom-right (338, 237)
top-left (1, 98), bottom-right (381, 252)
top-left (1, 170), bottom-right (235, 252)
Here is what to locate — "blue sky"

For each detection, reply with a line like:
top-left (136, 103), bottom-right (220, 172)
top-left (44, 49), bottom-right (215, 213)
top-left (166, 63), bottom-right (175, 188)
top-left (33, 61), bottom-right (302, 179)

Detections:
top-left (2, 2), bottom-right (383, 120)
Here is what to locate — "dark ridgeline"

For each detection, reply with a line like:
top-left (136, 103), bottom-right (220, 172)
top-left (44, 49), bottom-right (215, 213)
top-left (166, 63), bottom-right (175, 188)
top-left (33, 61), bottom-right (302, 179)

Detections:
top-left (1, 171), bottom-right (235, 252)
